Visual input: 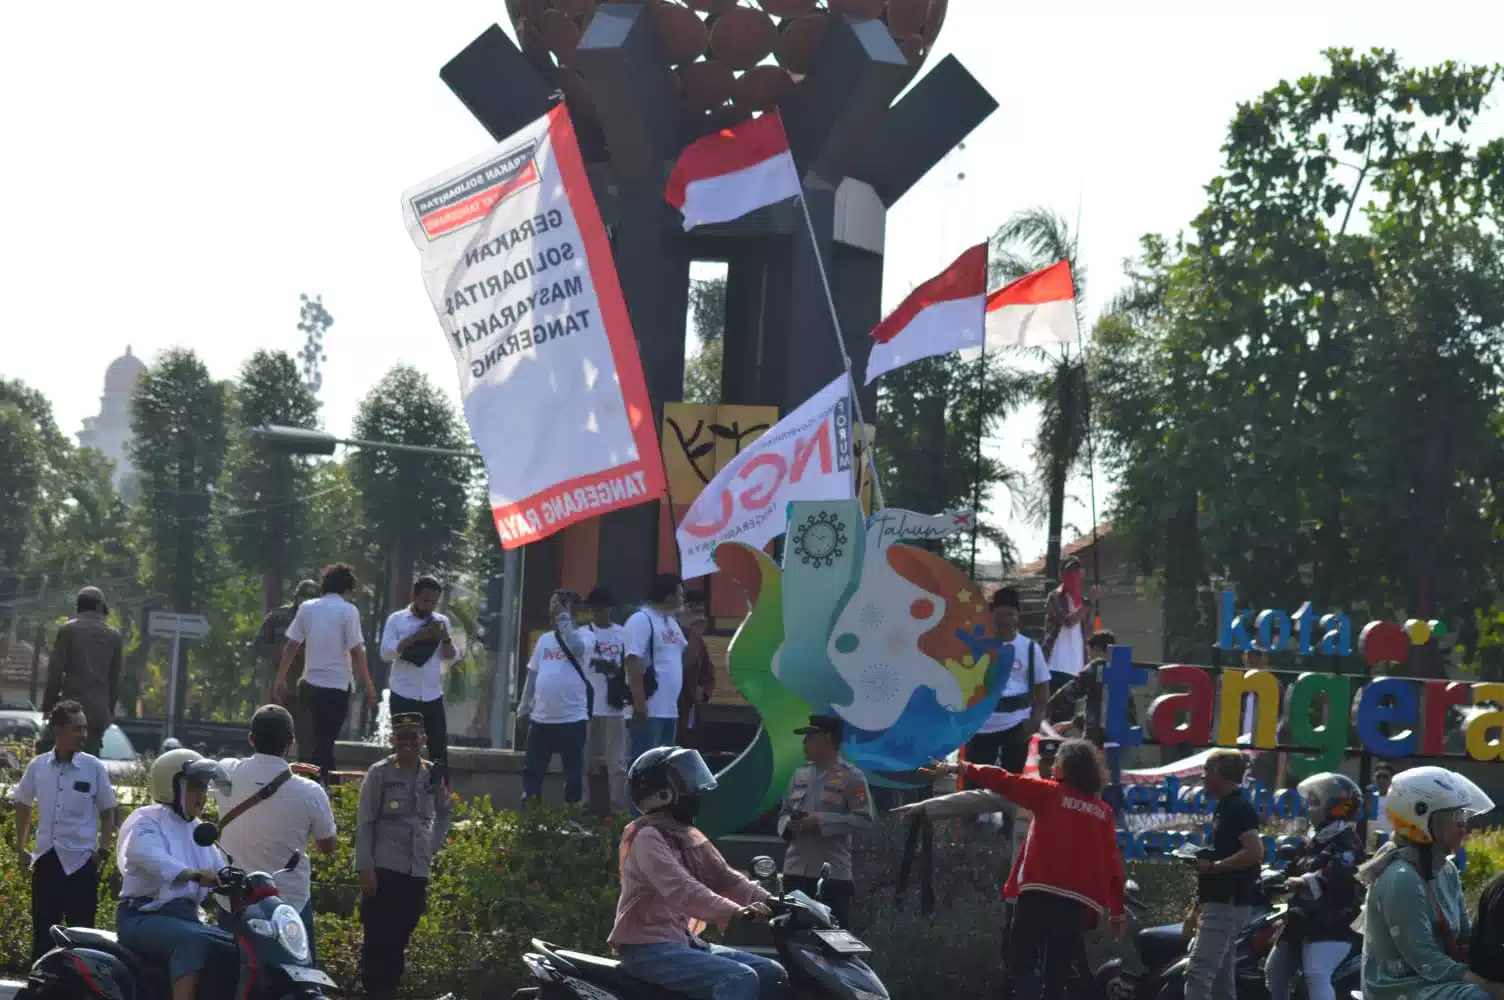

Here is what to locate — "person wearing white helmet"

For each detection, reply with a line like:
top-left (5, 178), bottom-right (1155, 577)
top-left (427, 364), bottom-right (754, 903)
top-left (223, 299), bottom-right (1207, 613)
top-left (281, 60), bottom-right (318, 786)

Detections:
top-left (114, 748), bottom-right (231, 1000)
top-left (1265, 772), bottom-right (1366, 1000)
top-left (1358, 765), bottom-right (1504, 1000)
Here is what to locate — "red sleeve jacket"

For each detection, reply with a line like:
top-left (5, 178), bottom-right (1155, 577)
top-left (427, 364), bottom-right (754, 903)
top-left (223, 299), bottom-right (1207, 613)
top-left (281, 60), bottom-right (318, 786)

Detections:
top-left (962, 762), bottom-right (1125, 923)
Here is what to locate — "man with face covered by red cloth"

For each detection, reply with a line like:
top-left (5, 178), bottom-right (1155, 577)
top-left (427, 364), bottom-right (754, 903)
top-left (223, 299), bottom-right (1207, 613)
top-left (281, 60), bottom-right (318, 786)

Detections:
top-left (1044, 557), bottom-right (1098, 722)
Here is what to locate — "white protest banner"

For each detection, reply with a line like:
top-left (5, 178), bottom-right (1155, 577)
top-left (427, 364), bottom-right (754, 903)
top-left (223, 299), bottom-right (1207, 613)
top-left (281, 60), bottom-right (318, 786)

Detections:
top-left (402, 106), bottom-right (665, 548)
top-left (677, 373), bottom-right (855, 578)
top-left (866, 508), bottom-right (974, 552)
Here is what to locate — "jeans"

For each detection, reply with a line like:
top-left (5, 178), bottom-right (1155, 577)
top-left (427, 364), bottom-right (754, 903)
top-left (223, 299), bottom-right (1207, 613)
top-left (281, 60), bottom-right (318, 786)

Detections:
top-left (1185, 902), bottom-right (1252, 1000)
top-left (626, 717), bottom-right (679, 816)
top-left (1265, 939), bottom-right (1352, 1000)
top-left (389, 692), bottom-right (448, 765)
top-left (617, 941), bottom-right (787, 1000)
top-left (30, 850), bottom-right (99, 962)
top-left (1006, 890), bottom-right (1094, 1000)
top-left (523, 720), bottom-right (588, 803)
top-left (116, 898), bottom-right (235, 982)
top-left (300, 680), bottom-right (350, 784)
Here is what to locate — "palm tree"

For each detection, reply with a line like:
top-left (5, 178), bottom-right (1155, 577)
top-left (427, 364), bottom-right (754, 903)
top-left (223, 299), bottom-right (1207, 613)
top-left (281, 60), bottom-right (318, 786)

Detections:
top-left (988, 208), bottom-right (1094, 588)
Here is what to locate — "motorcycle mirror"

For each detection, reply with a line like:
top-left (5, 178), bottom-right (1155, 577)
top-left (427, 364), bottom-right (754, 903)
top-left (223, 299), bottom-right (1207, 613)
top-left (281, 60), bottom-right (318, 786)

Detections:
top-left (193, 823), bottom-right (220, 847)
top-left (285, 852), bottom-right (302, 872)
top-left (750, 856), bottom-right (777, 879)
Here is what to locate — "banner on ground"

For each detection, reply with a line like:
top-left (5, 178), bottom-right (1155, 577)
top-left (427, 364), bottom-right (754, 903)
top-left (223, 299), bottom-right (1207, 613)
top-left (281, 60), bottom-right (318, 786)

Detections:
top-left (401, 106), bottom-right (665, 548)
top-left (676, 373), bottom-right (856, 579)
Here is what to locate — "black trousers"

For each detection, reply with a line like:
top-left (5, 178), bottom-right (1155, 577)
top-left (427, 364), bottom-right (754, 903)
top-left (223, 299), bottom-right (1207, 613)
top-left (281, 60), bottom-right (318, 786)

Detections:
top-left (300, 681), bottom-right (349, 784)
top-left (360, 869), bottom-right (428, 1000)
top-left (388, 693), bottom-right (448, 764)
top-left (31, 850), bottom-right (100, 962)
top-left (1006, 891), bottom-right (1094, 1000)
top-left (783, 875), bottom-right (855, 929)
top-left (966, 727), bottom-right (1032, 773)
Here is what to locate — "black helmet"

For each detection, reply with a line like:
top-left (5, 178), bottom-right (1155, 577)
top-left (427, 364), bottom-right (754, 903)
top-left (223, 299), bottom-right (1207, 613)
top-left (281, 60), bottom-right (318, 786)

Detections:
top-left (628, 746), bottom-right (717, 821)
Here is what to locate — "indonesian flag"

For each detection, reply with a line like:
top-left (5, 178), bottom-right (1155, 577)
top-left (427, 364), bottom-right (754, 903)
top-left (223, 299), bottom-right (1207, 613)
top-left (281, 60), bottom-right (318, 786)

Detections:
top-left (665, 111), bottom-right (801, 230)
top-left (865, 244), bottom-right (988, 384)
top-left (984, 260), bottom-right (1078, 348)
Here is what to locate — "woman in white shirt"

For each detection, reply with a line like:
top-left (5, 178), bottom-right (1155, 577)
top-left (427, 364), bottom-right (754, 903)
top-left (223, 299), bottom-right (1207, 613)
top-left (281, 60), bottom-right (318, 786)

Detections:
top-left (116, 748), bottom-right (232, 1000)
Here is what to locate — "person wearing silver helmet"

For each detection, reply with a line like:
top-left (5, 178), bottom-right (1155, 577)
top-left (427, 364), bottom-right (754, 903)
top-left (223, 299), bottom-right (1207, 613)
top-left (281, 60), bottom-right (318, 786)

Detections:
top-left (1358, 766), bottom-right (1504, 1000)
top-left (1265, 771), bottom-right (1366, 1000)
top-left (114, 748), bottom-right (231, 1000)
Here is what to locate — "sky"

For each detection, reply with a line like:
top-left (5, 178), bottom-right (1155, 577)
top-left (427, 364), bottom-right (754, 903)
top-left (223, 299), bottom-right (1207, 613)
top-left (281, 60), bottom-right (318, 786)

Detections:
top-left (2, 1), bottom-right (1501, 567)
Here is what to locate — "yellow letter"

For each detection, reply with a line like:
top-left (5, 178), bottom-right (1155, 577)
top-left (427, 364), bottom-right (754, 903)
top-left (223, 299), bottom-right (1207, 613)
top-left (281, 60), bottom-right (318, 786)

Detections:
top-left (1216, 669), bottom-right (1281, 749)
top-left (1465, 683), bottom-right (1504, 761)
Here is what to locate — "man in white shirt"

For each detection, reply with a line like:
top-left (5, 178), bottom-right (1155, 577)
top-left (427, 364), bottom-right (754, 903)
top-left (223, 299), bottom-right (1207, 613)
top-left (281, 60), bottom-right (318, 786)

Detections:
top-left (580, 585), bottom-right (629, 813)
top-left (1043, 557), bottom-right (1099, 714)
top-left (622, 573), bottom-right (688, 792)
top-left (379, 576), bottom-right (460, 765)
top-left (518, 589), bottom-right (592, 804)
top-left (276, 562), bottom-right (377, 784)
top-left (966, 587), bottom-right (1050, 775)
top-left (15, 700), bottom-right (118, 961)
top-left (213, 704), bottom-right (337, 963)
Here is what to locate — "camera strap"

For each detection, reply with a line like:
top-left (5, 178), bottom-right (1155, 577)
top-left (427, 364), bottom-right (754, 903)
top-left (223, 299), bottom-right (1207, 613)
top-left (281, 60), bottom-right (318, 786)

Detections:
top-left (554, 627), bottom-right (595, 720)
top-left (221, 769), bottom-right (293, 830)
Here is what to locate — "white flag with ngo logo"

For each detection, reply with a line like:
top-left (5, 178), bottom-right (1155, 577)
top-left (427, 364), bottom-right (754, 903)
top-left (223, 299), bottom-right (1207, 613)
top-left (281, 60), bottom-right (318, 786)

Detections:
top-left (676, 373), bottom-right (856, 579)
top-left (401, 106), bottom-right (665, 549)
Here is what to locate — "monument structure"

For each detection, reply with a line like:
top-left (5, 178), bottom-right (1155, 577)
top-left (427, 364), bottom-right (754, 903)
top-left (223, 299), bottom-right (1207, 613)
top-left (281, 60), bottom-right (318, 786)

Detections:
top-left (439, 0), bottom-right (996, 668)
top-left (78, 346), bottom-right (147, 498)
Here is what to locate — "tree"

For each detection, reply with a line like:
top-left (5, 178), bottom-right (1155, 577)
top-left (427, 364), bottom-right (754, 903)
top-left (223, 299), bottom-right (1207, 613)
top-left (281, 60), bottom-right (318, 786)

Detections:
top-left (0, 400), bottom-right (44, 573)
top-left (130, 349), bottom-right (231, 613)
top-left (222, 350), bottom-right (321, 611)
top-left (350, 365), bottom-right (474, 610)
top-left (683, 274), bottom-right (726, 403)
top-left (988, 208), bottom-right (1092, 588)
top-left (1095, 49), bottom-right (1504, 666)
top-left (297, 293), bottom-right (333, 396)
top-left (683, 338), bottom-right (724, 404)
top-left (874, 352), bottom-right (1030, 573)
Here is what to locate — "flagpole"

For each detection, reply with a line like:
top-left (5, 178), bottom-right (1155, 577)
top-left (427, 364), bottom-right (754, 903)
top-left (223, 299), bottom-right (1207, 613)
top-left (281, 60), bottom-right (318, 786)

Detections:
top-left (967, 341), bottom-right (986, 580)
top-left (794, 190), bottom-right (887, 511)
top-left (1070, 294), bottom-right (1102, 619)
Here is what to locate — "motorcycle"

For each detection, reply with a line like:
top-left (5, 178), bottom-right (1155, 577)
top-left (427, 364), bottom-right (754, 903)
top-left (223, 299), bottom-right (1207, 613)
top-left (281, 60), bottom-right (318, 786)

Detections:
top-left (516, 857), bottom-right (890, 999)
top-left (1093, 879), bottom-right (1190, 1000)
top-left (1155, 867), bottom-right (1361, 1000)
top-left (17, 821), bottom-right (335, 1000)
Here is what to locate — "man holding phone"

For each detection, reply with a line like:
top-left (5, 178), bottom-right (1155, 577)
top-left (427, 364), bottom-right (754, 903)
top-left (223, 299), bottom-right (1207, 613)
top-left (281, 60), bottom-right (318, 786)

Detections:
top-left (380, 576), bottom-right (460, 765)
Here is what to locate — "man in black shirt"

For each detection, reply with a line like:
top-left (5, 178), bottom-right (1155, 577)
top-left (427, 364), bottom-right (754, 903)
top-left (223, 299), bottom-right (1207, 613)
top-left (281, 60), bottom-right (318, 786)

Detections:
top-left (1187, 749), bottom-right (1263, 1000)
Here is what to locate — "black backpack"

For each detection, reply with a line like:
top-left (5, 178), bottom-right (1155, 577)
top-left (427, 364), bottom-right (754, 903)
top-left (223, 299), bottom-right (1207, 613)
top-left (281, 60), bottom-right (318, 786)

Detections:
top-left (610, 611), bottom-right (661, 710)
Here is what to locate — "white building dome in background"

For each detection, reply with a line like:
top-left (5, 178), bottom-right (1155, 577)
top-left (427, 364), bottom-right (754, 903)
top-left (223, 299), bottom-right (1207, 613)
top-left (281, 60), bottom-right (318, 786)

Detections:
top-left (78, 346), bottom-right (146, 498)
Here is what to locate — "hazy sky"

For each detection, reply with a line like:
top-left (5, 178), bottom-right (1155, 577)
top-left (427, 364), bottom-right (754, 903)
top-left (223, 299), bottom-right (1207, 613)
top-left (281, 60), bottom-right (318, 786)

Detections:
top-left (2, 2), bottom-right (1500, 565)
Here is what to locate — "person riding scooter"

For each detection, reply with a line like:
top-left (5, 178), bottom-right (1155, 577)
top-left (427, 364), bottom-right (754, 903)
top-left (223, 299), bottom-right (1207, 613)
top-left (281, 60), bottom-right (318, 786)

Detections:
top-left (1358, 765), bottom-right (1504, 1000)
top-left (115, 748), bottom-right (232, 1000)
top-left (609, 746), bottom-right (789, 1000)
top-left (1264, 772), bottom-right (1366, 1000)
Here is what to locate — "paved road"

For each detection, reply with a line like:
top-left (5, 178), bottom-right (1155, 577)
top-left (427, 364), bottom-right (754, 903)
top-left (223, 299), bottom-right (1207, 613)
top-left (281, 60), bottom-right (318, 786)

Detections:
top-left (2, 979), bottom-right (23, 1000)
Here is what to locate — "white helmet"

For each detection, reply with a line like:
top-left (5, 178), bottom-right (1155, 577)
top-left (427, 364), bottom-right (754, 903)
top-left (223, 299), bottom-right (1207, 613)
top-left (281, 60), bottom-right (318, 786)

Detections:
top-left (149, 748), bottom-right (228, 819)
top-left (1385, 766), bottom-right (1495, 844)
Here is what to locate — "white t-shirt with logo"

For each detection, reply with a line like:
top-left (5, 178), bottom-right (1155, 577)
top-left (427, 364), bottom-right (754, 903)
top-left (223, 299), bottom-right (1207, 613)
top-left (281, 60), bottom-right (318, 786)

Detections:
top-left (524, 630), bottom-right (591, 724)
top-left (581, 623), bottom-right (629, 719)
top-left (622, 608), bottom-right (686, 720)
top-left (286, 593), bottom-right (364, 691)
top-left (975, 634), bottom-right (1050, 735)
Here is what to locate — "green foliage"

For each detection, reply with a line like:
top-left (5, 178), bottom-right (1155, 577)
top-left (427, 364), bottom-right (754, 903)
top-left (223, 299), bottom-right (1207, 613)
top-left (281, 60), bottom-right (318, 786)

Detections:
top-left (129, 349), bottom-right (231, 612)
top-left (222, 350), bottom-right (321, 611)
top-left (875, 352), bottom-right (1030, 572)
top-left (683, 337), bottom-right (724, 404)
top-left (1094, 49), bottom-right (1504, 662)
top-left (297, 294), bottom-right (333, 397)
top-left (350, 365), bottom-right (474, 588)
top-left (0, 400), bottom-right (44, 569)
top-left (689, 274), bottom-right (726, 346)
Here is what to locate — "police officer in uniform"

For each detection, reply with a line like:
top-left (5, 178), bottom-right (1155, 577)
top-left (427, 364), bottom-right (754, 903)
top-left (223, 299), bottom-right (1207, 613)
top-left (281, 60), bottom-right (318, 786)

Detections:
top-left (355, 713), bottom-right (452, 1000)
top-left (777, 715), bottom-right (874, 928)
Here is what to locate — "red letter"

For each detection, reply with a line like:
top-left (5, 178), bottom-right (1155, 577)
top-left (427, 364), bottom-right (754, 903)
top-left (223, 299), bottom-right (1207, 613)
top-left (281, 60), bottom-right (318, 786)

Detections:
top-left (1148, 665), bottom-right (1215, 746)
top-left (1422, 681), bottom-right (1471, 756)
top-left (737, 453), bottom-right (787, 509)
top-left (791, 424), bottom-right (833, 482)
top-left (681, 489), bottom-right (733, 539)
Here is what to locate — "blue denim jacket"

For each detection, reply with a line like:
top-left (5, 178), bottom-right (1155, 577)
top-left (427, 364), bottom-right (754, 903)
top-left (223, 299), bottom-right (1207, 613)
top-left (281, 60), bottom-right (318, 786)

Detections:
top-left (1362, 856), bottom-right (1476, 1000)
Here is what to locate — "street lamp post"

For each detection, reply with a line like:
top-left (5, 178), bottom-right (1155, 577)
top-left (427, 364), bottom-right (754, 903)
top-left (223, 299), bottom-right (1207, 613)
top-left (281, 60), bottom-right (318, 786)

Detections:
top-left (251, 425), bottom-right (522, 751)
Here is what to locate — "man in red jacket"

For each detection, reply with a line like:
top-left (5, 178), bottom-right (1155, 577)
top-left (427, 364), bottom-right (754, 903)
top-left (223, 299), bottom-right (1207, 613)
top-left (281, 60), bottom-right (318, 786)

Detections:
top-left (931, 739), bottom-right (1124, 1000)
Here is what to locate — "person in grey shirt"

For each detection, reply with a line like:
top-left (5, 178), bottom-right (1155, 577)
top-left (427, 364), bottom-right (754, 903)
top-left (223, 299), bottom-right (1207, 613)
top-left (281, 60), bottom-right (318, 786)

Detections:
top-left (354, 713), bottom-right (452, 1000)
top-left (777, 715), bottom-right (874, 928)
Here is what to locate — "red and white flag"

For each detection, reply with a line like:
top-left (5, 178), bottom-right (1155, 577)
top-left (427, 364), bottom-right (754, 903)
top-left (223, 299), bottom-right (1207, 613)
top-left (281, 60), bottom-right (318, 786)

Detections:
top-left (984, 259), bottom-right (1078, 348)
top-left (865, 244), bottom-right (988, 383)
top-left (665, 112), bottom-right (801, 230)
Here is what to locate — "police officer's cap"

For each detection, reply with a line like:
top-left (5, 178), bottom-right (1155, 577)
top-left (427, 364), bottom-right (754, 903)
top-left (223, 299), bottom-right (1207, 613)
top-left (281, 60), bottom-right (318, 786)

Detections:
top-left (794, 714), bottom-right (844, 743)
top-left (391, 712), bottom-right (426, 734)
